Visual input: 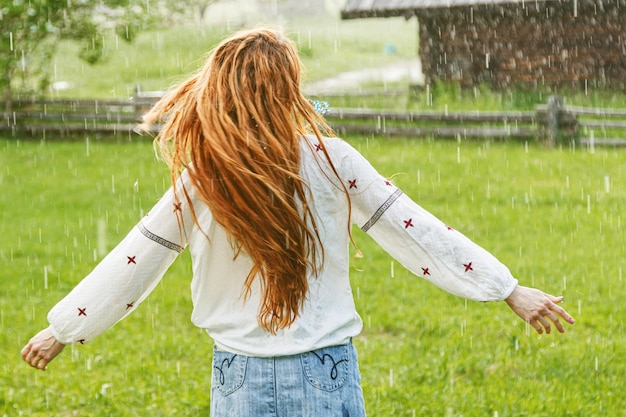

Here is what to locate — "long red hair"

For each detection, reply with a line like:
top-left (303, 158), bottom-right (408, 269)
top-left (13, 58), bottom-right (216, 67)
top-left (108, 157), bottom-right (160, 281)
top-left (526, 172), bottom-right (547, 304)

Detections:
top-left (139, 28), bottom-right (346, 334)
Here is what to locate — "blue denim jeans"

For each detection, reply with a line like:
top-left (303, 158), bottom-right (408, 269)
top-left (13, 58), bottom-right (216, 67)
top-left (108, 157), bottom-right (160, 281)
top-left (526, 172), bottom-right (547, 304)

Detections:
top-left (210, 340), bottom-right (367, 416)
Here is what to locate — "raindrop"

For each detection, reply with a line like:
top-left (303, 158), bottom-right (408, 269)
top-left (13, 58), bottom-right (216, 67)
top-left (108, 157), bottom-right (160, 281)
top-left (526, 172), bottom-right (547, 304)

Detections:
top-left (390, 261), bottom-right (394, 278)
top-left (604, 176), bottom-right (610, 193)
top-left (97, 218), bottom-right (106, 258)
top-left (389, 369), bottom-right (394, 387)
top-left (43, 266), bottom-right (49, 290)
top-left (100, 383), bottom-right (113, 396)
top-left (111, 175), bottom-right (115, 193)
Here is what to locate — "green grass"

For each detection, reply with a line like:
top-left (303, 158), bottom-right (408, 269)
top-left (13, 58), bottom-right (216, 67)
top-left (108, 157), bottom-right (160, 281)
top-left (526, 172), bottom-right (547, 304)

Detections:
top-left (406, 81), bottom-right (626, 112)
top-left (1, 134), bottom-right (624, 416)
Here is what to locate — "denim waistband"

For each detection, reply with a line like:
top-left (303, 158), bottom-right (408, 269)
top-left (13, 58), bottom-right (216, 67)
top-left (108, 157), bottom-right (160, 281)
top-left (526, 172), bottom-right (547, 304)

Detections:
top-left (210, 341), bottom-right (366, 417)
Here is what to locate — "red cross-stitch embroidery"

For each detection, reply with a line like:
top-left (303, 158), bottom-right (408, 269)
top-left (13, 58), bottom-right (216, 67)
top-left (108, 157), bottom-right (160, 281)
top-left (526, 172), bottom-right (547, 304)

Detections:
top-left (404, 218), bottom-right (414, 228)
top-left (127, 256), bottom-right (136, 264)
top-left (446, 225), bottom-right (454, 231)
top-left (78, 307), bottom-right (87, 316)
top-left (348, 179), bottom-right (357, 189)
top-left (173, 202), bottom-right (182, 212)
top-left (422, 267), bottom-right (430, 276)
top-left (126, 302), bottom-right (134, 310)
top-left (78, 339), bottom-right (86, 344)
top-left (315, 143), bottom-right (323, 152)
top-left (464, 262), bottom-right (473, 272)
top-left (384, 180), bottom-right (392, 186)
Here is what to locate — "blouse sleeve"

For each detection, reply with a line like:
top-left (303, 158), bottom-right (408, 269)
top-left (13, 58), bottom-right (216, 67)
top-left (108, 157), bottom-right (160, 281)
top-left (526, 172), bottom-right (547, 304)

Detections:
top-left (47, 173), bottom-right (197, 345)
top-left (334, 139), bottom-right (518, 302)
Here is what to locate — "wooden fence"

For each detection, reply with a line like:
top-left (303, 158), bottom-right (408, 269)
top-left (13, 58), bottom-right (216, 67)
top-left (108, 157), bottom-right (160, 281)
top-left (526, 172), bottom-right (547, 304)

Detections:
top-left (1, 96), bottom-right (625, 147)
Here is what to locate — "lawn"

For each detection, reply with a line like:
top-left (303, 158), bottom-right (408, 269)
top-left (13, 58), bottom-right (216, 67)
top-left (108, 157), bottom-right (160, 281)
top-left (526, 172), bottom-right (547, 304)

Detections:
top-left (1, 134), bottom-right (624, 416)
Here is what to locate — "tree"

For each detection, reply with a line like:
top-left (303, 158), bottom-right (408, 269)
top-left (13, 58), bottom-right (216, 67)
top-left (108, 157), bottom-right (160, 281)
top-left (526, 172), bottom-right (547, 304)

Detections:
top-left (0, 0), bottom-right (154, 108)
top-left (157, 0), bottom-right (221, 27)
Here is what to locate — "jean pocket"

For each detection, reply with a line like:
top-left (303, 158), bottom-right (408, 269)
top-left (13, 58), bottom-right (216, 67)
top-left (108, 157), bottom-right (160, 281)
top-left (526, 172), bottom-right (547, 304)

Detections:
top-left (212, 349), bottom-right (248, 396)
top-left (300, 344), bottom-right (350, 392)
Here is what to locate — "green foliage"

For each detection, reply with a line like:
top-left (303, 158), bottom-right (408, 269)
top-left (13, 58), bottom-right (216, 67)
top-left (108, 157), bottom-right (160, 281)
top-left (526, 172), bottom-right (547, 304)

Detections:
top-left (0, 0), bottom-right (164, 100)
top-left (1, 135), bottom-right (624, 416)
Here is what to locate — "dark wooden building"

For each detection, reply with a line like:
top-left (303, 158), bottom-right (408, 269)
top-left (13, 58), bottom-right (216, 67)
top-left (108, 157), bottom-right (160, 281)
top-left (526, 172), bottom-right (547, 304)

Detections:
top-left (341, 0), bottom-right (626, 90)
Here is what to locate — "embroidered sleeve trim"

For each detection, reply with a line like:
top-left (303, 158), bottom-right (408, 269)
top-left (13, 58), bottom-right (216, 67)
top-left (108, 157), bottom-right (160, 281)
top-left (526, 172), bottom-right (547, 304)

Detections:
top-left (138, 222), bottom-right (184, 253)
top-left (361, 188), bottom-right (403, 233)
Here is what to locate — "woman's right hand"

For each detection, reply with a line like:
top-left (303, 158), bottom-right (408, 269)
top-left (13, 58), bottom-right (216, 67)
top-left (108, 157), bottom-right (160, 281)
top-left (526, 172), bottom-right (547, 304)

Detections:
top-left (21, 327), bottom-right (65, 371)
top-left (505, 285), bottom-right (575, 334)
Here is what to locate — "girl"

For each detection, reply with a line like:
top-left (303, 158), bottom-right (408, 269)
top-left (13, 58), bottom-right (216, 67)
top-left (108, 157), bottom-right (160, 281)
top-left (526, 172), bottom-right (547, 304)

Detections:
top-left (22, 28), bottom-right (574, 416)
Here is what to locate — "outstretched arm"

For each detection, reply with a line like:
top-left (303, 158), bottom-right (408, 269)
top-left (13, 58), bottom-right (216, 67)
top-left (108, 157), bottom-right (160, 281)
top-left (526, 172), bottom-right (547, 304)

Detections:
top-left (505, 285), bottom-right (575, 334)
top-left (21, 172), bottom-right (200, 370)
top-left (21, 327), bottom-right (65, 371)
top-left (329, 138), bottom-right (575, 334)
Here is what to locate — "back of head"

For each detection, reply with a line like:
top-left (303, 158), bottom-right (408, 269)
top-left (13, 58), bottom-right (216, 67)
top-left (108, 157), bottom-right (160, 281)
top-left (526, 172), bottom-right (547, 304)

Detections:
top-left (142, 27), bottom-right (334, 334)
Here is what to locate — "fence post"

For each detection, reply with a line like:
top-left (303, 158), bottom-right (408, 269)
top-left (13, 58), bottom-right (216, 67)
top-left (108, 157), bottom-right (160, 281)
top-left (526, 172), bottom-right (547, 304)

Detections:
top-left (545, 95), bottom-right (563, 146)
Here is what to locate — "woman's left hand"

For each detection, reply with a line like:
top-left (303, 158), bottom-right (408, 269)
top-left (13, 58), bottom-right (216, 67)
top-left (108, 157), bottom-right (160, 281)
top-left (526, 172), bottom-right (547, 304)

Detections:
top-left (21, 327), bottom-right (66, 370)
top-left (505, 285), bottom-right (575, 334)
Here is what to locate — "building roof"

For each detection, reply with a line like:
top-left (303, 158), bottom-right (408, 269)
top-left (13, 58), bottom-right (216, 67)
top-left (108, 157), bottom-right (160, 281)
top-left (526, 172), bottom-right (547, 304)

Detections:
top-left (341, 0), bottom-right (551, 19)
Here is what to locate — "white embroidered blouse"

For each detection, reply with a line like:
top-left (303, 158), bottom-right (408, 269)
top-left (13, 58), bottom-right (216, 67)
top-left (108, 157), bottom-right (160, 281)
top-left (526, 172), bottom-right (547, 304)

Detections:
top-left (47, 136), bottom-right (518, 356)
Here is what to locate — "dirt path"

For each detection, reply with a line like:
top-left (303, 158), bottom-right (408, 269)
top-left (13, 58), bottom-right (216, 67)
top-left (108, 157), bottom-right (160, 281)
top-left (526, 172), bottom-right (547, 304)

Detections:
top-left (305, 59), bottom-right (424, 93)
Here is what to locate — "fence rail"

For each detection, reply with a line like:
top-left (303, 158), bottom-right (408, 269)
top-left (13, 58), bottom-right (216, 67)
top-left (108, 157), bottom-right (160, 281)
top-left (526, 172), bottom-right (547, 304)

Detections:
top-left (2, 96), bottom-right (626, 147)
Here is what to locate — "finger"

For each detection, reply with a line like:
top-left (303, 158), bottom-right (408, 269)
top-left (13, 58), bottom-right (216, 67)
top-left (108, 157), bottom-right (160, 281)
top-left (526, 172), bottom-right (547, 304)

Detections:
top-left (24, 348), bottom-right (46, 370)
top-left (36, 358), bottom-right (48, 370)
top-left (550, 303), bottom-right (575, 324)
top-left (20, 344), bottom-right (32, 361)
top-left (32, 354), bottom-right (48, 370)
top-left (537, 316), bottom-right (552, 334)
top-left (529, 319), bottom-right (543, 334)
top-left (546, 312), bottom-right (565, 333)
top-left (549, 295), bottom-right (564, 304)
top-left (24, 348), bottom-right (38, 365)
